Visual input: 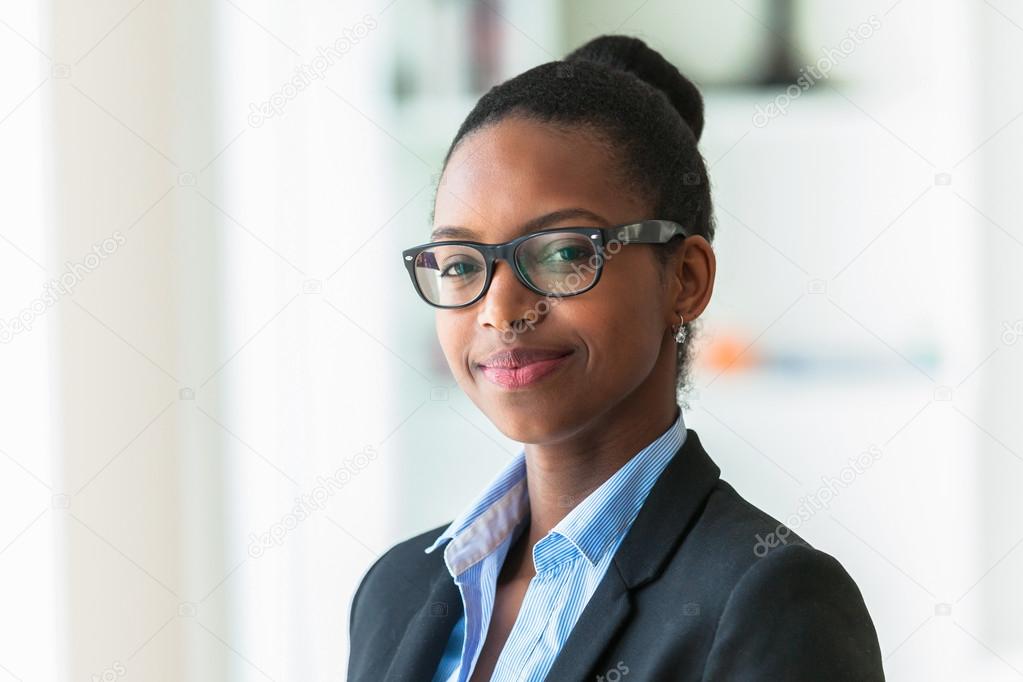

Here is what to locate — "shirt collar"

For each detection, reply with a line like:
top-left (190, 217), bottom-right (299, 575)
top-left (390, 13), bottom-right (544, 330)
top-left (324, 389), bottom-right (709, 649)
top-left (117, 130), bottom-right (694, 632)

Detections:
top-left (424, 408), bottom-right (686, 575)
top-left (540, 407), bottom-right (686, 570)
top-left (423, 448), bottom-right (528, 573)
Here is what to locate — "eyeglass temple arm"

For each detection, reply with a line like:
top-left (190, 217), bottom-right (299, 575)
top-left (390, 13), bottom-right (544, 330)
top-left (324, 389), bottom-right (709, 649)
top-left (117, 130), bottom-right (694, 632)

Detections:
top-left (609, 220), bottom-right (689, 245)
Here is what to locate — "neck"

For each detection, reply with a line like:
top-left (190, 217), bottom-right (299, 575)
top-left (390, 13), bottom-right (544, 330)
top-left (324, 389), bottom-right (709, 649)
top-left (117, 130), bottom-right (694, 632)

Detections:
top-left (520, 395), bottom-right (679, 558)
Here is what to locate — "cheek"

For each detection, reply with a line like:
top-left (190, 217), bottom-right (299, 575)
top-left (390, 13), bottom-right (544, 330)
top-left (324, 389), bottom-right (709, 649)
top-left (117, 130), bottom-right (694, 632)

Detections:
top-left (578, 301), bottom-right (660, 373)
top-left (435, 312), bottom-right (472, 378)
top-left (571, 261), bottom-right (665, 376)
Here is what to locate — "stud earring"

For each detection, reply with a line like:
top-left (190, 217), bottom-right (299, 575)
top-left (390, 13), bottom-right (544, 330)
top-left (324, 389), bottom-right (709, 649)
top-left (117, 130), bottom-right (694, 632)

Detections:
top-left (672, 312), bottom-right (687, 344)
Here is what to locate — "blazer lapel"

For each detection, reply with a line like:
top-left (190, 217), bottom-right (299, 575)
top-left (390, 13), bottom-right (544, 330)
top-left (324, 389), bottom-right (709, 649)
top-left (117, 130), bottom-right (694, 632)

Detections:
top-left (383, 568), bottom-right (463, 682)
top-left (542, 428), bottom-right (721, 682)
top-left (541, 562), bottom-right (633, 682)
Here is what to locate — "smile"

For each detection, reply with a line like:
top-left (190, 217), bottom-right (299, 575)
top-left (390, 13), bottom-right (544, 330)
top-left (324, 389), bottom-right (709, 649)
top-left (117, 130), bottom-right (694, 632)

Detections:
top-left (479, 351), bottom-right (573, 390)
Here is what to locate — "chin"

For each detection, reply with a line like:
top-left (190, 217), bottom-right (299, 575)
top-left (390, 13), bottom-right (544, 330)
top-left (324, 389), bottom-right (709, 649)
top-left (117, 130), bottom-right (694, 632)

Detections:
top-left (483, 401), bottom-right (580, 446)
top-left (493, 421), bottom-right (550, 446)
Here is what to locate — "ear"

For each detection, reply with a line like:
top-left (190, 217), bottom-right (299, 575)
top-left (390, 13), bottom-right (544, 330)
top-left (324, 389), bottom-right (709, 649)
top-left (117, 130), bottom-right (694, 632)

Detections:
top-left (664, 235), bottom-right (715, 328)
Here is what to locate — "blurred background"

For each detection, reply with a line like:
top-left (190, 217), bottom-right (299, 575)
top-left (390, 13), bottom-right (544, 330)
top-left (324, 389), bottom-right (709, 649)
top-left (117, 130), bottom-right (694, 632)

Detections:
top-left (2, 0), bottom-right (1022, 679)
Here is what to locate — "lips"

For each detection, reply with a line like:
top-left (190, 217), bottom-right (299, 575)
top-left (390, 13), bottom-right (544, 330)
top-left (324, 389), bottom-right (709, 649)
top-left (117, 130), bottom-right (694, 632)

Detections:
top-left (477, 347), bottom-right (574, 369)
top-left (477, 347), bottom-right (575, 390)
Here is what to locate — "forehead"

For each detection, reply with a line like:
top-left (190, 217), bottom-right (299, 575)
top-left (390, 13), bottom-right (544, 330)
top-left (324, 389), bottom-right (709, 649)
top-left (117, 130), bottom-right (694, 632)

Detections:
top-left (432, 116), bottom-right (647, 242)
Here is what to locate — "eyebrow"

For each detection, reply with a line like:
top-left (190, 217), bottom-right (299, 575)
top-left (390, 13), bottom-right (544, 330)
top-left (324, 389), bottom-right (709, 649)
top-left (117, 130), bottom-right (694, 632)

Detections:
top-left (430, 207), bottom-right (611, 242)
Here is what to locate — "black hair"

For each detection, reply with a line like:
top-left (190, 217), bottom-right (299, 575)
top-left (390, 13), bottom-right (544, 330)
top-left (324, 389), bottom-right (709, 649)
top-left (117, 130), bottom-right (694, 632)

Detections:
top-left (434, 34), bottom-right (715, 401)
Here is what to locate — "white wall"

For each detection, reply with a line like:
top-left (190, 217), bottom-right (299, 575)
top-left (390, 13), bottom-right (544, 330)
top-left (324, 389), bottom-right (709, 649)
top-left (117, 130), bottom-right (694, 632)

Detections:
top-left (0, 1), bottom-right (1019, 680)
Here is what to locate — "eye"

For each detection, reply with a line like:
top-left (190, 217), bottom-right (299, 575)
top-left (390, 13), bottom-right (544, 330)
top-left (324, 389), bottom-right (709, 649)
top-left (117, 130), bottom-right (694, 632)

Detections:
top-left (539, 243), bottom-right (589, 263)
top-left (439, 259), bottom-right (483, 278)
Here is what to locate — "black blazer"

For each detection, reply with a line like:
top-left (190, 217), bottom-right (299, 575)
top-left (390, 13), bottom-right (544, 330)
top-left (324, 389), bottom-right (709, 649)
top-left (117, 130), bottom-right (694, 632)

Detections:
top-left (347, 428), bottom-right (885, 681)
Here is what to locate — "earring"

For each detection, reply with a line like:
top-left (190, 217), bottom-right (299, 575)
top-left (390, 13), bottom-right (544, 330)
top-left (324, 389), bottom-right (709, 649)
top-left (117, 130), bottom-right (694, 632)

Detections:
top-left (672, 312), bottom-right (687, 344)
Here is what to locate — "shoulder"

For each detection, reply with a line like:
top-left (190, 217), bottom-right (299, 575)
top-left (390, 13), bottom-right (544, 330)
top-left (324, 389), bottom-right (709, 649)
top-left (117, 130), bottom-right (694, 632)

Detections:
top-left (665, 477), bottom-right (817, 588)
top-left (681, 481), bottom-right (884, 680)
top-left (686, 477), bottom-right (875, 616)
top-left (348, 521), bottom-right (449, 635)
top-left (703, 541), bottom-right (884, 679)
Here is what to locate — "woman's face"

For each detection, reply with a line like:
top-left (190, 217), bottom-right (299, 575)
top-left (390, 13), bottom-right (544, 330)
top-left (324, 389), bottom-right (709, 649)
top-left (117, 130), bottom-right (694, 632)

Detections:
top-left (432, 116), bottom-right (692, 445)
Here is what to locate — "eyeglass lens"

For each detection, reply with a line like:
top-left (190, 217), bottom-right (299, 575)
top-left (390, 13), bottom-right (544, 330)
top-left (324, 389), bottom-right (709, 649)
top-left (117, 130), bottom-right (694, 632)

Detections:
top-left (412, 231), bottom-right (601, 307)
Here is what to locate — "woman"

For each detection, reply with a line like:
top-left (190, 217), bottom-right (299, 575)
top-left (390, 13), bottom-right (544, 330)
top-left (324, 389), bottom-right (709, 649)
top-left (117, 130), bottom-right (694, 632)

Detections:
top-left (348, 34), bottom-right (884, 682)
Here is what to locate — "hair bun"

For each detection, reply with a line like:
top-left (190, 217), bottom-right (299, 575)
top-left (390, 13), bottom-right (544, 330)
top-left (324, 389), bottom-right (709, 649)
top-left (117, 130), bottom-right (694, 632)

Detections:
top-left (564, 34), bottom-right (704, 142)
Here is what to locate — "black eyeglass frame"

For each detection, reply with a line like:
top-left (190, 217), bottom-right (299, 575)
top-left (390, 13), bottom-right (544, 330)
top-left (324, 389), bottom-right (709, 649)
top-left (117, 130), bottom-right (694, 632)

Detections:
top-left (401, 219), bottom-right (692, 309)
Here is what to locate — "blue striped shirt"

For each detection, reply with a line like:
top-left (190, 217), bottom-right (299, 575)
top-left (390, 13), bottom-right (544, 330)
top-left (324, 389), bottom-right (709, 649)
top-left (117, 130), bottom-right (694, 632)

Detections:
top-left (424, 408), bottom-right (686, 682)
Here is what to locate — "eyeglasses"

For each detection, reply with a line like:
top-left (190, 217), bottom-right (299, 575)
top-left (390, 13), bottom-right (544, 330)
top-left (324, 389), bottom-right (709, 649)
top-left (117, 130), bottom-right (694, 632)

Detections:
top-left (401, 219), bottom-right (691, 309)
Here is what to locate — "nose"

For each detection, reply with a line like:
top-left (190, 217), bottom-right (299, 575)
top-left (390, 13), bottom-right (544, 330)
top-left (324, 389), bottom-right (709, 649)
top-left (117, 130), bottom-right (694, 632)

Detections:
top-left (476, 259), bottom-right (546, 335)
